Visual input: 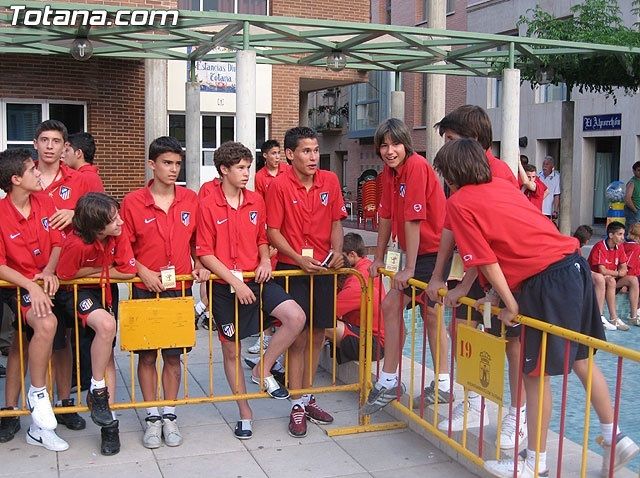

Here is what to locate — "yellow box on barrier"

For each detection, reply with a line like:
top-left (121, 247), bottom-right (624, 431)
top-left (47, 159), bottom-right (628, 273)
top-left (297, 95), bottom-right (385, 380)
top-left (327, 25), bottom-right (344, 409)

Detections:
top-left (456, 323), bottom-right (506, 404)
top-left (119, 297), bottom-right (196, 351)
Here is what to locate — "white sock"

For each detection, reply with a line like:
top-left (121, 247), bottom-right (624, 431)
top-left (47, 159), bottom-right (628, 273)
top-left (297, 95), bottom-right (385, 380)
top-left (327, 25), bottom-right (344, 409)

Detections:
top-left (146, 407), bottom-right (160, 417)
top-left (291, 398), bottom-right (304, 409)
top-left (301, 394), bottom-right (311, 406)
top-left (468, 392), bottom-right (481, 409)
top-left (163, 406), bottom-right (176, 416)
top-left (377, 370), bottom-right (398, 389)
top-left (195, 301), bottom-right (207, 315)
top-left (111, 411), bottom-right (117, 420)
top-left (601, 423), bottom-right (620, 445)
top-left (90, 377), bottom-right (106, 392)
top-left (438, 374), bottom-right (450, 393)
top-left (510, 405), bottom-right (526, 417)
top-left (526, 450), bottom-right (546, 471)
top-left (28, 385), bottom-right (46, 397)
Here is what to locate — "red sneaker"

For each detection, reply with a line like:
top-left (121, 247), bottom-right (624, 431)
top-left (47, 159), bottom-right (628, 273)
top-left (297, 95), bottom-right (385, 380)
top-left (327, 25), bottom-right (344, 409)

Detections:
top-left (288, 404), bottom-right (307, 437)
top-left (305, 395), bottom-right (334, 424)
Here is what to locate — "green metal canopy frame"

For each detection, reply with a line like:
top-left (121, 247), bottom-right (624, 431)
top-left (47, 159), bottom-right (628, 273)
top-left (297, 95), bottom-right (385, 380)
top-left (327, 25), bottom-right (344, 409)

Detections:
top-left (1, 0), bottom-right (640, 76)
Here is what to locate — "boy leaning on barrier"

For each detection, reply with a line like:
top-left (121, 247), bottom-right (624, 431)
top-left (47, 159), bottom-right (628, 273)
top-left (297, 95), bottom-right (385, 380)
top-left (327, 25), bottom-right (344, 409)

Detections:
top-left (361, 118), bottom-right (449, 416)
top-left (121, 136), bottom-right (209, 449)
top-left (56, 193), bottom-right (137, 456)
top-left (433, 138), bottom-right (639, 478)
top-left (426, 104), bottom-right (527, 450)
top-left (0, 148), bottom-right (67, 451)
top-left (196, 141), bottom-right (305, 440)
top-left (266, 126), bottom-right (346, 438)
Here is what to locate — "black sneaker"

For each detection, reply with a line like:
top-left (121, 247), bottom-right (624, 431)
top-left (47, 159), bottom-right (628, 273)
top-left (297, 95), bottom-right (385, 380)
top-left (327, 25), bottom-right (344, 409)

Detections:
top-left (0, 407), bottom-right (20, 443)
top-left (55, 399), bottom-right (86, 430)
top-left (87, 387), bottom-right (115, 427)
top-left (100, 420), bottom-right (120, 456)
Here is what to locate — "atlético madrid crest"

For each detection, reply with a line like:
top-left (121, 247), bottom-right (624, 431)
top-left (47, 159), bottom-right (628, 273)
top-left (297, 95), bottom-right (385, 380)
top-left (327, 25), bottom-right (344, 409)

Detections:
top-left (181, 211), bottom-right (190, 226)
top-left (59, 186), bottom-right (71, 200)
top-left (249, 211), bottom-right (258, 225)
top-left (320, 192), bottom-right (329, 206)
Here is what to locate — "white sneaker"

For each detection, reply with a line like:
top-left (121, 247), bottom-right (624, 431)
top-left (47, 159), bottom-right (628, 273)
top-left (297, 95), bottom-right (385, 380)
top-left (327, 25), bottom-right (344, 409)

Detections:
top-left (438, 400), bottom-right (489, 432)
top-left (597, 433), bottom-right (640, 477)
top-left (142, 415), bottom-right (163, 449)
top-left (162, 413), bottom-right (183, 447)
top-left (629, 315), bottom-right (640, 326)
top-left (247, 334), bottom-right (270, 354)
top-left (26, 425), bottom-right (69, 452)
top-left (499, 409), bottom-right (527, 449)
top-left (27, 389), bottom-right (57, 430)
top-left (485, 457), bottom-right (548, 478)
top-left (601, 315), bottom-right (617, 331)
top-left (611, 317), bottom-right (630, 331)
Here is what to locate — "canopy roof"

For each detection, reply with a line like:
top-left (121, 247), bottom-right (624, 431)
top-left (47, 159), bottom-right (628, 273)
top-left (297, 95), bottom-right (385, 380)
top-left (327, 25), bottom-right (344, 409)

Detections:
top-left (1, 1), bottom-right (640, 77)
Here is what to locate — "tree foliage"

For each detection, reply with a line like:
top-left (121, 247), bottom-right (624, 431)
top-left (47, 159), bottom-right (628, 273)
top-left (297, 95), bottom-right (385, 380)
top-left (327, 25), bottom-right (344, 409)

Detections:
top-left (516, 0), bottom-right (640, 98)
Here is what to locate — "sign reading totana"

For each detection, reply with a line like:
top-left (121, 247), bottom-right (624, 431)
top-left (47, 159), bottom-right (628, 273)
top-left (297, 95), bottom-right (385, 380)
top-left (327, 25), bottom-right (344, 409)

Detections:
top-left (583, 114), bottom-right (622, 132)
top-left (456, 324), bottom-right (506, 404)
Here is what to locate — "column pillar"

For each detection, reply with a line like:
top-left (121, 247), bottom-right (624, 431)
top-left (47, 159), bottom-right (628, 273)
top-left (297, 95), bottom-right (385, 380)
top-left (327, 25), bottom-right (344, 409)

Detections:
top-left (500, 68), bottom-right (520, 175)
top-left (236, 49), bottom-right (257, 189)
top-left (559, 100), bottom-right (575, 235)
top-left (144, 59), bottom-right (167, 181)
top-left (425, 0), bottom-right (446, 162)
top-left (185, 78), bottom-right (201, 192)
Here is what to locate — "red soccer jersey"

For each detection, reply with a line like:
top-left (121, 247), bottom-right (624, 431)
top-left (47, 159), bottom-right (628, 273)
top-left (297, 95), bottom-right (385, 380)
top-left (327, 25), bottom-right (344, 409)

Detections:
top-left (77, 164), bottom-right (105, 193)
top-left (623, 241), bottom-right (640, 276)
top-left (0, 195), bottom-right (63, 279)
top-left (121, 182), bottom-right (199, 290)
top-left (337, 257), bottom-right (385, 344)
top-left (588, 240), bottom-right (628, 273)
top-left (378, 153), bottom-right (445, 254)
top-left (198, 178), bottom-right (220, 201)
top-left (486, 150), bottom-right (519, 189)
top-left (522, 177), bottom-right (548, 212)
top-left (266, 167), bottom-right (347, 265)
top-left (56, 230), bottom-right (136, 280)
top-left (35, 162), bottom-right (88, 211)
top-left (446, 178), bottom-right (579, 290)
top-left (254, 163), bottom-right (290, 199)
top-left (196, 181), bottom-right (268, 278)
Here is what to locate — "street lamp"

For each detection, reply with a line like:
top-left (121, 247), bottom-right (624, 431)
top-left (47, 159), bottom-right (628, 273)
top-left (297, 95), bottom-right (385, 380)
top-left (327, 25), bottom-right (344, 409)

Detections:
top-left (70, 38), bottom-right (93, 61)
top-left (326, 51), bottom-right (346, 72)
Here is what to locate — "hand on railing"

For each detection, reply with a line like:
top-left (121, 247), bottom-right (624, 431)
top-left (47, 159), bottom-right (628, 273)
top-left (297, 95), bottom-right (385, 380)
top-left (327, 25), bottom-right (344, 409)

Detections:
top-left (191, 267), bottom-right (210, 283)
top-left (26, 283), bottom-right (54, 318)
top-left (426, 277), bottom-right (447, 303)
top-left (32, 270), bottom-right (59, 297)
top-left (368, 258), bottom-right (384, 278)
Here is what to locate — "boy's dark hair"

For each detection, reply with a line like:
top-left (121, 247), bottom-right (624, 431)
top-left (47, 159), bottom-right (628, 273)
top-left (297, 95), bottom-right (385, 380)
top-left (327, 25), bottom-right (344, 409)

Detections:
top-left (214, 141), bottom-right (253, 176)
top-left (261, 139), bottom-right (280, 156)
top-left (523, 164), bottom-right (537, 173)
top-left (520, 154), bottom-right (529, 166)
top-left (148, 136), bottom-right (185, 162)
top-left (343, 232), bottom-right (366, 257)
top-left (35, 119), bottom-right (68, 142)
top-left (68, 132), bottom-right (97, 164)
top-left (633, 161), bottom-right (640, 171)
top-left (0, 148), bottom-right (33, 193)
top-left (433, 105), bottom-right (492, 150)
top-left (373, 118), bottom-right (414, 159)
top-left (73, 192), bottom-right (120, 244)
top-left (433, 138), bottom-right (492, 188)
top-left (606, 221), bottom-right (625, 236)
top-left (573, 225), bottom-right (594, 247)
top-left (284, 127), bottom-right (317, 152)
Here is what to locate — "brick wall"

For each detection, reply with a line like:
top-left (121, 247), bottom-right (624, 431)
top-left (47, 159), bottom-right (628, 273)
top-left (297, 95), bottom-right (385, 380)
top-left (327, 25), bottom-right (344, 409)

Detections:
top-left (0, 55), bottom-right (147, 199)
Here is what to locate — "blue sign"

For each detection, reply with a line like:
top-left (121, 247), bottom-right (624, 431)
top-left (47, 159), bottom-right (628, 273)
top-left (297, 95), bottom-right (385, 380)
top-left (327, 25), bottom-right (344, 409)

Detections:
top-left (583, 114), bottom-right (621, 131)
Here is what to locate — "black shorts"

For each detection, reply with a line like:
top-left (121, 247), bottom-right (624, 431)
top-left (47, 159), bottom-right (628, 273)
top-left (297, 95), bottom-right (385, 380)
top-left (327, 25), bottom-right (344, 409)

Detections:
top-left (131, 287), bottom-right (193, 355)
top-left (517, 254), bottom-right (604, 376)
top-left (276, 263), bottom-right (337, 329)
top-left (336, 323), bottom-right (385, 364)
top-left (212, 280), bottom-right (290, 342)
top-left (451, 279), bottom-right (520, 338)
top-left (405, 253), bottom-right (450, 307)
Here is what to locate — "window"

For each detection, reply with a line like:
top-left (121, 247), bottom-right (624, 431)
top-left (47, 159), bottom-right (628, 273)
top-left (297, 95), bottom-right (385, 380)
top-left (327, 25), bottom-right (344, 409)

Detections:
top-left (1, 100), bottom-right (86, 152)
top-left (349, 71), bottom-right (389, 137)
top-left (536, 83), bottom-right (568, 103)
top-left (422, 0), bottom-right (455, 20)
top-left (178, 0), bottom-right (268, 14)
top-left (168, 113), bottom-right (269, 181)
top-left (488, 77), bottom-right (502, 109)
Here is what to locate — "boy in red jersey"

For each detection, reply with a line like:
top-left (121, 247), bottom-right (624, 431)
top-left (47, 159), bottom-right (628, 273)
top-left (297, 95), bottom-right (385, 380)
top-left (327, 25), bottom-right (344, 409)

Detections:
top-left (427, 105), bottom-right (526, 448)
top-left (56, 193), bottom-right (137, 456)
top-left (361, 118), bottom-right (449, 417)
top-left (587, 221), bottom-right (639, 331)
top-left (34, 120), bottom-right (93, 431)
top-left (63, 132), bottom-right (105, 193)
top-left (623, 223), bottom-right (640, 326)
top-left (0, 148), bottom-right (67, 451)
top-left (519, 163), bottom-right (548, 212)
top-left (434, 138), bottom-right (638, 478)
top-left (266, 126), bottom-right (346, 438)
top-left (254, 139), bottom-right (288, 198)
top-left (121, 136), bottom-right (209, 449)
top-left (197, 141), bottom-right (305, 440)
top-left (325, 232), bottom-right (385, 364)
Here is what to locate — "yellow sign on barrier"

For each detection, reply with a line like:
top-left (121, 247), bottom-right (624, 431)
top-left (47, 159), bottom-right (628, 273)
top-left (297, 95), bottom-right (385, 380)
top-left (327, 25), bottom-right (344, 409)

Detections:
top-left (119, 297), bottom-right (196, 351)
top-left (456, 323), bottom-right (505, 404)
